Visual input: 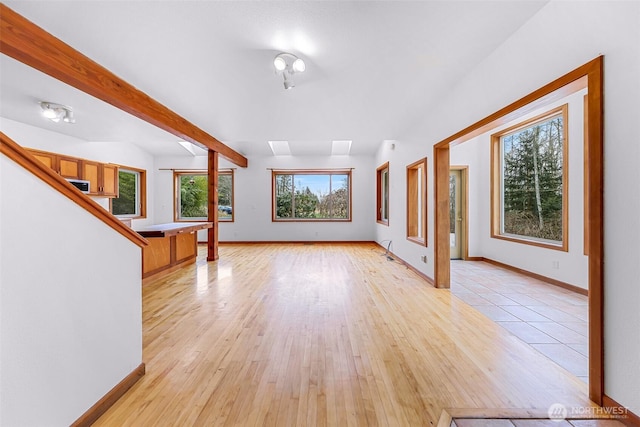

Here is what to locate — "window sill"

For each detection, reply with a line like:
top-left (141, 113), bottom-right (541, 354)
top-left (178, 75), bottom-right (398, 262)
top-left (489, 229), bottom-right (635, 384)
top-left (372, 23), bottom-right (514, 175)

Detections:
top-left (491, 233), bottom-right (567, 252)
top-left (407, 236), bottom-right (427, 246)
top-left (272, 219), bottom-right (352, 223)
top-left (115, 215), bottom-right (146, 220)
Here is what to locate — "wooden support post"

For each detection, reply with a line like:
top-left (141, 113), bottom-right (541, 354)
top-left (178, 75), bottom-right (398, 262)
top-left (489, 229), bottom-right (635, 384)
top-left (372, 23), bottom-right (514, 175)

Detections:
top-left (207, 150), bottom-right (219, 261)
top-left (434, 145), bottom-right (450, 288)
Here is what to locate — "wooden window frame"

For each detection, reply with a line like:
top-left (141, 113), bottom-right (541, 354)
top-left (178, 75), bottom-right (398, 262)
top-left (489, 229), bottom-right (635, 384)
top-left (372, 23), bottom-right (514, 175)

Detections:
top-left (109, 165), bottom-right (147, 219)
top-left (217, 170), bottom-right (234, 223)
top-left (490, 104), bottom-right (569, 252)
top-left (173, 170), bottom-right (234, 222)
top-left (271, 169), bottom-right (352, 222)
top-left (406, 158), bottom-right (427, 246)
top-left (376, 162), bottom-right (389, 225)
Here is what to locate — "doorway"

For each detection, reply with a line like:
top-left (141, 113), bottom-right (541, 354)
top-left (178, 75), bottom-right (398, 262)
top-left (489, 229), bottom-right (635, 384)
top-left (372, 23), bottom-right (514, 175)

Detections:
top-left (433, 57), bottom-right (604, 404)
top-left (449, 168), bottom-right (466, 260)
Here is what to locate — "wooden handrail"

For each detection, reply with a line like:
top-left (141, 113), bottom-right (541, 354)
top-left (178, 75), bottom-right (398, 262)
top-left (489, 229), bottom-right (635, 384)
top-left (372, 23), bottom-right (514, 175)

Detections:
top-left (0, 3), bottom-right (247, 168)
top-left (0, 131), bottom-right (148, 248)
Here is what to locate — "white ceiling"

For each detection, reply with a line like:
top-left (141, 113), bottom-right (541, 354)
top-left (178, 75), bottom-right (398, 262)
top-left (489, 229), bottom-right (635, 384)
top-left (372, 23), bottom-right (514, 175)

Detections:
top-left (0, 1), bottom-right (548, 158)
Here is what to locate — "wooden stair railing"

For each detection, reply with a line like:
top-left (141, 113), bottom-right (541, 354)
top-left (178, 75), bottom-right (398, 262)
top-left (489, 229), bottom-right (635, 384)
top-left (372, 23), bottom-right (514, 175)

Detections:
top-left (0, 131), bottom-right (148, 248)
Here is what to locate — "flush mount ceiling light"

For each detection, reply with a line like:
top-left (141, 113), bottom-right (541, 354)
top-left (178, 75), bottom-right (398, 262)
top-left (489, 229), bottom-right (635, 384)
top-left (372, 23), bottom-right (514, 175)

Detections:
top-left (39, 101), bottom-right (75, 124)
top-left (273, 52), bottom-right (306, 90)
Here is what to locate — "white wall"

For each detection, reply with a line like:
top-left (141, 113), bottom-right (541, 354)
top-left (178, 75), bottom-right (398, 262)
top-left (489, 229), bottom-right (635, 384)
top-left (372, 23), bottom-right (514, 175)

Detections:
top-left (155, 154), bottom-right (376, 242)
top-left (0, 156), bottom-right (142, 426)
top-left (374, 141), bottom-right (432, 274)
top-left (451, 89), bottom-right (589, 289)
top-left (376, 0), bottom-right (640, 414)
top-left (0, 117), bottom-right (156, 228)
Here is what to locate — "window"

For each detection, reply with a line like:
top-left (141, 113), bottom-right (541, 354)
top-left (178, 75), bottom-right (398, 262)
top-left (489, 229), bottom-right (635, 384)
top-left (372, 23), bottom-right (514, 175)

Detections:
top-left (218, 171), bottom-right (234, 221)
top-left (272, 170), bottom-right (351, 221)
top-left (491, 105), bottom-right (568, 250)
top-left (110, 167), bottom-right (146, 218)
top-left (174, 170), bottom-right (234, 222)
top-left (376, 162), bottom-right (389, 225)
top-left (406, 158), bottom-right (427, 245)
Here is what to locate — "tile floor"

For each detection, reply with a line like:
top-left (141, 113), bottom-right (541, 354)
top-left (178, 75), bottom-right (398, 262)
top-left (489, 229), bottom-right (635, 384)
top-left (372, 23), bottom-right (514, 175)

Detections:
top-left (450, 260), bottom-right (589, 383)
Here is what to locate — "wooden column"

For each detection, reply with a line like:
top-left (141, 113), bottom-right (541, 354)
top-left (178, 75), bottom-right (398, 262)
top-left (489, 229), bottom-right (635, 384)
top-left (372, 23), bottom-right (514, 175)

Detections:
top-left (207, 150), bottom-right (219, 261)
top-left (433, 145), bottom-right (450, 288)
top-left (586, 57), bottom-right (604, 406)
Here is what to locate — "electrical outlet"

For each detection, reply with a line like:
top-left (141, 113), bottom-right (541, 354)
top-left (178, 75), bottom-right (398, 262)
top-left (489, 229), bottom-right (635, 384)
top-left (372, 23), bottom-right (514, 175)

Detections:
top-left (421, 255), bottom-right (428, 263)
top-left (552, 260), bottom-right (560, 269)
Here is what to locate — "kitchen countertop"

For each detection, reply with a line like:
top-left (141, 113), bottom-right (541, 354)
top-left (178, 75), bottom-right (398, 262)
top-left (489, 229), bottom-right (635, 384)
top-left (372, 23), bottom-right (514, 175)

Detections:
top-left (134, 222), bottom-right (212, 238)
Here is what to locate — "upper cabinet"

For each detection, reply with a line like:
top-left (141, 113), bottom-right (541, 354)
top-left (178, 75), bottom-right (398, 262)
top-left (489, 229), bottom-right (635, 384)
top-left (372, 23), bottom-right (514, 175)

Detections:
top-left (27, 148), bottom-right (118, 197)
top-left (82, 160), bottom-right (118, 197)
top-left (58, 155), bottom-right (82, 179)
top-left (28, 149), bottom-right (82, 179)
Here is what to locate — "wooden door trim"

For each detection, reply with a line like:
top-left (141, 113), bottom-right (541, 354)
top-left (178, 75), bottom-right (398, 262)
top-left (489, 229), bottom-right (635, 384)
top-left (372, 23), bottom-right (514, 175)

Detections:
top-left (433, 56), bottom-right (604, 404)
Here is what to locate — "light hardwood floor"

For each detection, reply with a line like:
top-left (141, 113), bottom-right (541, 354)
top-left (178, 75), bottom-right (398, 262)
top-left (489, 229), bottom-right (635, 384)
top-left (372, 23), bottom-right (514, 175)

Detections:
top-left (95, 243), bottom-right (595, 426)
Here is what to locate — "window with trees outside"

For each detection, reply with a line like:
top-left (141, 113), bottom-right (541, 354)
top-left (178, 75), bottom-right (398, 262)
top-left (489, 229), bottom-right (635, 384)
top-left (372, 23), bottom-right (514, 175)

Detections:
top-left (491, 105), bottom-right (568, 250)
top-left (376, 162), bottom-right (389, 225)
top-left (111, 167), bottom-right (146, 218)
top-left (272, 170), bottom-right (351, 221)
top-left (174, 170), bottom-right (234, 222)
top-left (407, 158), bottom-right (427, 245)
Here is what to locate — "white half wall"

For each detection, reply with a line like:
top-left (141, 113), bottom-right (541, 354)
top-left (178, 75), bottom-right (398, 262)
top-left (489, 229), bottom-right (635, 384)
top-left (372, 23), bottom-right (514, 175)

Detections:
top-left (154, 154), bottom-right (376, 242)
top-left (376, 0), bottom-right (640, 414)
top-left (0, 156), bottom-right (142, 426)
top-left (0, 117), bottom-right (156, 228)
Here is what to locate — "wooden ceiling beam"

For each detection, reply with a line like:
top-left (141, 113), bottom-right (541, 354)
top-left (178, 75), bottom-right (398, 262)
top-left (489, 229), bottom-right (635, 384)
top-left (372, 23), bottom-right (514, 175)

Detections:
top-left (0, 4), bottom-right (248, 168)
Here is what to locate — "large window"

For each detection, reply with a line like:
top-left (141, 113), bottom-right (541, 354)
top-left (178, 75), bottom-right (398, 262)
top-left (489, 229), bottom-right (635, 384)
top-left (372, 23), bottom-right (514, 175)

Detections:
top-left (111, 166), bottom-right (146, 218)
top-left (376, 162), bottom-right (389, 225)
top-left (272, 170), bottom-right (351, 221)
top-left (174, 170), bottom-right (234, 222)
top-left (406, 158), bottom-right (427, 245)
top-left (491, 105), bottom-right (568, 250)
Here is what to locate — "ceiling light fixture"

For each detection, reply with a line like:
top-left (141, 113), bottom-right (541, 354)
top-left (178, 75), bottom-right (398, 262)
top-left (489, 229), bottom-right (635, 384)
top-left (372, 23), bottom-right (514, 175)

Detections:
top-left (39, 101), bottom-right (75, 124)
top-left (273, 52), bottom-right (306, 90)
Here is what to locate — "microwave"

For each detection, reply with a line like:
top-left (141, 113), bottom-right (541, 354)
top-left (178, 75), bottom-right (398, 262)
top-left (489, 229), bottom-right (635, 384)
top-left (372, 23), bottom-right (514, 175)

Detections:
top-left (65, 178), bottom-right (91, 193)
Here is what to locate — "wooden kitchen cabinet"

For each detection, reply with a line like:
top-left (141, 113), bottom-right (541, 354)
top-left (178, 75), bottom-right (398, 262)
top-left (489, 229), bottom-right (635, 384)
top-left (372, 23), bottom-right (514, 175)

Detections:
top-left (29, 150), bottom-right (56, 169)
top-left (28, 149), bottom-right (81, 179)
top-left (27, 148), bottom-right (118, 197)
top-left (101, 163), bottom-right (118, 196)
top-left (57, 155), bottom-right (82, 179)
top-left (82, 160), bottom-right (119, 197)
top-left (82, 160), bottom-right (100, 193)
